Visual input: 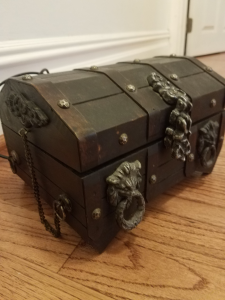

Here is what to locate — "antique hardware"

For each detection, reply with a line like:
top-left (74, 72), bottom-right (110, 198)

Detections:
top-left (106, 160), bottom-right (145, 231)
top-left (170, 74), bottom-right (178, 81)
top-left (119, 133), bottom-right (128, 145)
top-left (90, 65), bottom-right (98, 70)
top-left (22, 74), bottom-right (33, 80)
top-left (204, 66), bottom-right (213, 72)
top-left (198, 120), bottom-right (219, 168)
top-left (133, 59), bottom-right (141, 63)
top-left (9, 150), bottom-right (20, 174)
top-left (53, 194), bottom-right (72, 221)
top-left (150, 174), bottom-right (157, 184)
top-left (148, 72), bottom-right (193, 162)
top-left (6, 91), bottom-right (49, 128)
top-left (0, 150), bottom-right (20, 174)
top-left (210, 99), bottom-right (217, 107)
top-left (18, 128), bottom-right (62, 237)
top-left (126, 84), bottom-right (136, 92)
top-left (92, 208), bottom-right (101, 220)
top-left (188, 153), bottom-right (195, 162)
top-left (57, 99), bottom-right (70, 109)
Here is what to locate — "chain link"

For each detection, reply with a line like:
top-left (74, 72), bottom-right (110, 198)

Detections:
top-left (19, 128), bottom-right (61, 237)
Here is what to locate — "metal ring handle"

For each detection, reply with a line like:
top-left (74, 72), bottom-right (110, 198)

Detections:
top-left (106, 160), bottom-right (145, 231)
top-left (53, 194), bottom-right (72, 221)
top-left (115, 190), bottom-right (145, 231)
top-left (53, 201), bottom-right (66, 221)
top-left (201, 145), bottom-right (216, 168)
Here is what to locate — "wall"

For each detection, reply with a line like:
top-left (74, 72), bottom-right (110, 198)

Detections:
top-left (0, 0), bottom-right (188, 135)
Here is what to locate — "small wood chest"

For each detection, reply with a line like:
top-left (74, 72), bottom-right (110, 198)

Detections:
top-left (1, 56), bottom-right (225, 252)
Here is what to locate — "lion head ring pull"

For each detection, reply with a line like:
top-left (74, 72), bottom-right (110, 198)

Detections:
top-left (106, 160), bottom-right (145, 231)
top-left (53, 194), bottom-right (72, 221)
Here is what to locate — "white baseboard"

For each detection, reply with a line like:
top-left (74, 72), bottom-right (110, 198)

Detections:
top-left (0, 31), bottom-right (170, 81)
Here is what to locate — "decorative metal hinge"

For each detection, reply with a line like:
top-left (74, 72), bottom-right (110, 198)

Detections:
top-left (6, 91), bottom-right (49, 128)
top-left (198, 120), bottom-right (219, 168)
top-left (148, 72), bottom-right (193, 162)
top-left (106, 160), bottom-right (145, 231)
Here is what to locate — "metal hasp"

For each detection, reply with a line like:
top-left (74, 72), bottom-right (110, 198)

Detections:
top-left (106, 160), bottom-right (145, 231)
top-left (198, 120), bottom-right (219, 168)
top-left (6, 91), bottom-right (49, 128)
top-left (148, 72), bottom-right (193, 162)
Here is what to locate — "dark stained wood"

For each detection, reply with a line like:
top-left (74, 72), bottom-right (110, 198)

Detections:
top-left (3, 124), bottom-right (85, 207)
top-left (16, 166), bottom-right (89, 242)
top-left (1, 55), bottom-right (225, 252)
top-left (145, 56), bottom-right (203, 78)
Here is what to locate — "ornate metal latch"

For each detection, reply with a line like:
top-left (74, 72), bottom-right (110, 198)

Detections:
top-left (6, 91), bottom-right (49, 128)
top-left (148, 72), bottom-right (193, 162)
top-left (106, 160), bottom-right (145, 230)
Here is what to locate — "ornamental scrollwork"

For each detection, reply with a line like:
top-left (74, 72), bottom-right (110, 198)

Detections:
top-left (106, 160), bottom-right (145, 231)
top-left (148, 72), bottom-right (193, 161)
top-left (198, 120), bottom-right (219, 168)
top-left (6, 91), bottom-right (49, 128)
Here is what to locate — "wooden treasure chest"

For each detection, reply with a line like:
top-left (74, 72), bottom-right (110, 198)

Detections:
top-left (0, 56), bottom-right (224, 252)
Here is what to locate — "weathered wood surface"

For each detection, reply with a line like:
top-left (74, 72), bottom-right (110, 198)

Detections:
top-left (1, 53), bottom-right (225, 299)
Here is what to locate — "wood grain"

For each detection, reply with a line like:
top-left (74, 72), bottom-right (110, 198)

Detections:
top-left (0, 54), bottom-right (225, 300)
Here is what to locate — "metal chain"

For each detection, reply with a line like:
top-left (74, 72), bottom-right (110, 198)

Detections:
top-left (19, 128), bottom-right (61, 237)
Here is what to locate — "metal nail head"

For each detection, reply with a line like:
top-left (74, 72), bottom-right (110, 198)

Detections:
top-left (150, 175), bottom-right (157, 184)
top-left (92, 208), bottom-right (101, 220)
top-left (170, 74), bottom-right (178, 81)
top-left (119, 133), bottom-right (128, 145)
top-left (210, 99), bottom-right (216, 107)
top-left (188, 153), bottom-right (195, 162)
top-left (133, 59), bottom-right (141, 63)
top-left (57, 99), bottom-right (70, 109)
top-left (205, 66), bottom-right (213, 72)
top-left (126, 84), bottom-right (136, 92)
top-left (90, 65), bottom-right (98, 70)
top-left (22, 74), bottom-right (32, 80)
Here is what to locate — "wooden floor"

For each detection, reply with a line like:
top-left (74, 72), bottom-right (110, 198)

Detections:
top-left (1, 53), bottom-right (225, 300)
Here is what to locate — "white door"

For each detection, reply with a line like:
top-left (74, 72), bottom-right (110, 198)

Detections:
top-left (186, 0), bottom-right (225, 56)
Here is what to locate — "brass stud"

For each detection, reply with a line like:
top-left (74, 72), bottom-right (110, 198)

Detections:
top-left (210, 99), bottom-right (216, 107)
top-left (119, 133), bottom-right (128, 145)
top-left (90, 65), bottom-right (98, 70)
top-left (22, 74), bottom-right (32, 80)
top-left (170, 74), bottom-right (178, 81)
top-left (57, 99), bottom-right (70, 109)
top-left (10, 150), bottom-right (20, 165)
top-left (188, 153), bottom-right (195, 162)
top-left (150, 175), bottom-right (157, 184)
top-left (126, 84), bottom-right (136, 92)
top-left (133, 59), bottom-right (141, 63)
top-left (170, 54), bottom-right (177, 57)
top-left (204, 66), bottom-right (213, 72)
top-left (92, 208), bottom-right (101, 220)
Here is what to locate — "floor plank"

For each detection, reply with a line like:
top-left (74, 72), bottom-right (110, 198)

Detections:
top-left (0, 251), bottom-right (112, 300)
